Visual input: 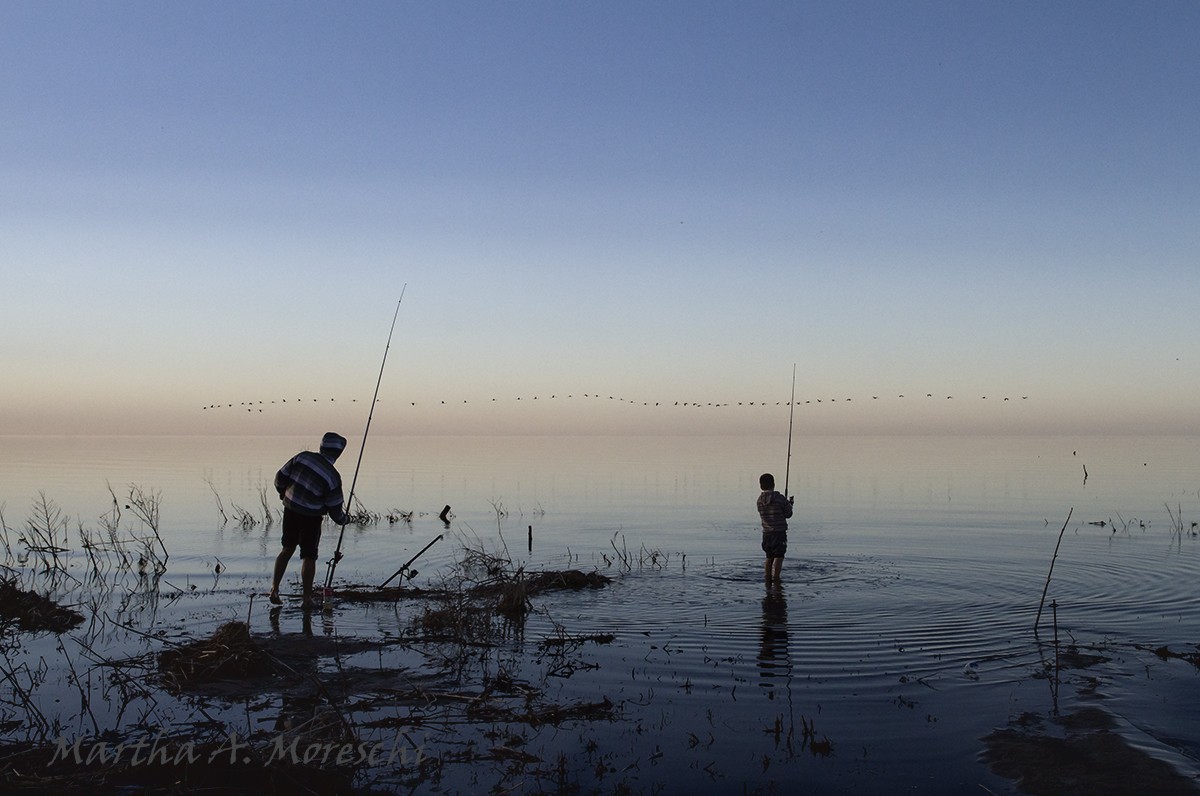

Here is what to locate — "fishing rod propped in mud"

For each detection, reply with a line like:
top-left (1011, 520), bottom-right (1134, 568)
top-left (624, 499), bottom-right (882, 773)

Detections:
top-left (324, 287), bottom-right (406, 596)
top-left (378, 533), bottom-right (444, 589)
top-left (784, 363), bottom-right (796, 498)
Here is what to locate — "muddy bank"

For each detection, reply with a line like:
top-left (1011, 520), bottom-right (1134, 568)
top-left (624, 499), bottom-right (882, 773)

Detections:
top-left (0, 578), bottom-right (84, 634)
top-left (332, 567), bottom-right (611, 604)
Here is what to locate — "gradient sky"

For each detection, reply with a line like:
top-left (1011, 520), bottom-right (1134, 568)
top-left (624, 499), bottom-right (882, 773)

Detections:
top-left (3, 1), bottom-right (1197, 437)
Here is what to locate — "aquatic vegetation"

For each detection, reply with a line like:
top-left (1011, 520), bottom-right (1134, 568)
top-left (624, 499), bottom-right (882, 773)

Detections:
top-left (386, 508), bottom-right (414, 525)
top-left (1, 433), bottom-right (1198, 794)
top-left (1164, 502), bottom-right (1198, 544)
top-left (203, 477), bottom-right (229, 525)
top-left (1136, 643), bottom-right (1200, 670)
top-left (0, 502), bottom-right (10, 560)
top-left (21, 492), bottom-right (70, 571)
top-left (157, 621), bottom-right (274, 689)
top-left (229, 502), bottom-right (258, 529)
top-left (982, 706), bottom-right (1199, 796)
top-left (125, 485), bottom-right (168, 571)
top-left (0, 523), bottom-right (624, 794)
top-left (605, 530), bottom-right (669, 572)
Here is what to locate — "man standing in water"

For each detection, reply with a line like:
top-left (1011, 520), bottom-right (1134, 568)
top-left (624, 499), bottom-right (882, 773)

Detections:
top-left (757, 472), bottom-right (793, 584)
top-left (270, 432), bottom-right (350, 609)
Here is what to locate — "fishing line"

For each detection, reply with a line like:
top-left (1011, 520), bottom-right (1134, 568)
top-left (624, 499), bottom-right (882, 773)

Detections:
top-left (324, 286), bottom-right (406, 594)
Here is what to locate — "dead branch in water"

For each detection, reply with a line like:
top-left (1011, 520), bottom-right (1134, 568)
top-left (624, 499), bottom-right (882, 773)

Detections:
top-left (23, 492), bottom-right (70, 572)
top-left (203, 477), bottom-right (229, 526)
top-left (257, 483), bottom-right (275, 528)
top-left (126, 484), bottom-right (168, 568)
top-left (229, 502), bottom-right (257, 529)
top-left (1035, 508), bottom-right (1073, 635)
top-left (0, 502), bottom-right (11, 563)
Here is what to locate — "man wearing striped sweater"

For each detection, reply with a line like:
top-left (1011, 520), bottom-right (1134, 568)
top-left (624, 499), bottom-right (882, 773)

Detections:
top-left (757, 472), bottom-right (793, 585)
top-left (270, 432), bottom-right (350, 609)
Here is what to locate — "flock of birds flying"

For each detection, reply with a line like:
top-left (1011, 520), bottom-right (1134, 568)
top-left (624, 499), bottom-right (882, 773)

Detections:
top-left (203, 393), bottom-right (1030, 413)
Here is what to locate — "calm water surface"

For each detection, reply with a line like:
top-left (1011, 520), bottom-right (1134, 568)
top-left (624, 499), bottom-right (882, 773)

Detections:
top-left (1, 434), bottom-right (1198, 793)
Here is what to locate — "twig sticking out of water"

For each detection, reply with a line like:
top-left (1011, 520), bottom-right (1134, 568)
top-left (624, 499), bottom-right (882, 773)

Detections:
top-left (0, 651), bottom-right (51, 742)
top-left (126, 484), bottom-right (169, 567)
top-left (610, 532), bottom-right (631, 571)
top-left (0, 502), bottom-right (11, 562)
top-left (230, 503), bottom-right (257, 529)
top-left (388, 508), bottom-right (414, 525)
top-left (1035, 508), bottom-right (1073, 635)
top-left (23, 492), bottom-right (70, 571)
top-left (799, 715), bottom-right (833, 757)
top-left (204, 478), bottom-right (228, 526)
top-left (257, 484), bottom-right (275, 529)
top-left (1165, 503), bottom-right (1185, 537)
top-left (345, 496), bottom-right (379, 526)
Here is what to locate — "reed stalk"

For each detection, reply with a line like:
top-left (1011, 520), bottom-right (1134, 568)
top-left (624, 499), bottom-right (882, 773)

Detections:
top-left (126, 484), bottom-right (168, 566)
top-left (0, 502), bottom-right (11, 562)
top-left (204, 477), bottom-right (228, 525)
top-left (257, 484), bottom-right (275, 528)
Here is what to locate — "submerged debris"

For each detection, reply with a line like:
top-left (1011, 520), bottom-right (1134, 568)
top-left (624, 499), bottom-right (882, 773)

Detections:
top-left (157, 621), bottom-right (274, 689)
top-left (332, 568), bottom-right (611, 606)
top-left (982, 707), bottom-right (1200, 795)
top-left (1137, 643), bottom-right (1200, 669)
top-left (0, 578), bottom-right (84, 634)
top-left (1057, 644), bottom-right (1111, 670)
top-left (522, 569), bottom-right (611, 593)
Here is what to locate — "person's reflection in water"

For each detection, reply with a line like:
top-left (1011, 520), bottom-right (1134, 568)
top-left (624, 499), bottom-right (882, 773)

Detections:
top-left (268, 604), bottom-right (319, 637)
top-left (757, 583), bottom-right (791, 694)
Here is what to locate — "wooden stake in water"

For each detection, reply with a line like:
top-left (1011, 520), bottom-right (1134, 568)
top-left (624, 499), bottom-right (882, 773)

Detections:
top-left (324, 288), bottom-right (406, 597)
top-left (784, 363), bottom-right (796, 498)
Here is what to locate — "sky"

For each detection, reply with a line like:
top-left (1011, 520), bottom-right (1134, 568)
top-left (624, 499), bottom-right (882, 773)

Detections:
top-left (2, 1), bottom-right (1198, 437)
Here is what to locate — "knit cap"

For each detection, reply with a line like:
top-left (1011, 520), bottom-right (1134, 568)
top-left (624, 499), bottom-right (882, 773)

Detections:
top-left (320, 432), bottom-right (347, 455)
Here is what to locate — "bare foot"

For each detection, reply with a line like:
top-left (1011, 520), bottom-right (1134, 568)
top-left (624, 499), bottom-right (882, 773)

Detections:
top-left (268, 591), bottom-right (282, 605)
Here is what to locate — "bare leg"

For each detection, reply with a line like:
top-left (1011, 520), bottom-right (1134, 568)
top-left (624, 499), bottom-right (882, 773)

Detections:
top-left (771, 557), bottom-right (783, 583)
top-left (300, 557), bottom-right (317, 607)
top-left (270, 545), bottom-right (296, 604)
top-left (764, 558), bottom-right (773, 584)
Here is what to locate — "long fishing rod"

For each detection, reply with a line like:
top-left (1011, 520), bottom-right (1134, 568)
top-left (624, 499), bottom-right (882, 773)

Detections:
top-left (783, 363), bottom-right (796, 498)
top-left (378, 533), bottom-right (444, 589)
top-left (324, 287), bottom-right (406, 594)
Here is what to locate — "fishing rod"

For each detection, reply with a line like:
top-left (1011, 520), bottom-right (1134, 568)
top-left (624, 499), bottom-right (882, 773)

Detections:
top-left (784, 363), bottom-right (796, 498)
top-left (324, 287), bottom-right (406, 595)
top-left (378, 533), bottom-right (444, 589)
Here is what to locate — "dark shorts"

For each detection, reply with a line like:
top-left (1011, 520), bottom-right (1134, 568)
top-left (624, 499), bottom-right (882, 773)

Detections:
top-left (281, 508), bottom-right (323, 560)
top-left (762, 531), bottom-right (787, 559)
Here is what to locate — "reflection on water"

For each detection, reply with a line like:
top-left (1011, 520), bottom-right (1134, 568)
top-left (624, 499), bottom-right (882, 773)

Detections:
top-left (1, 434), bottom-right (1199, 792)
top-left (268, 604), bottom-right (329, 638)
top-left (757, 584), bottom-right (790, 691)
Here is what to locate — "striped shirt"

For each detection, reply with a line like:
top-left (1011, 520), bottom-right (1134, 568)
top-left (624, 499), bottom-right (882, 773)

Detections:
top-left (757, 490), bottom-right (792, 533)
top-left (275, 450), bottom-right (348, 524)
